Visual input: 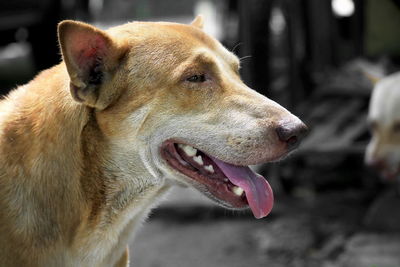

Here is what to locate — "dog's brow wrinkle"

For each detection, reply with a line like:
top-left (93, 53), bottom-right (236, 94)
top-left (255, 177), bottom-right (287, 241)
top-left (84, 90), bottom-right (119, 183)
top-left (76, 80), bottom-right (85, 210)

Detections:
top-left (192, 50), bottom-right (212, 60)
top-left (222, 50), bottom-right (240, 68)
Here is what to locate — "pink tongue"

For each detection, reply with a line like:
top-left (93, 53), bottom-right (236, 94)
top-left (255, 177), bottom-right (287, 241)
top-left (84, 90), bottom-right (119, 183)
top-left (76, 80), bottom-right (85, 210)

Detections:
top-left (211, 157), bottom-right (274, 219)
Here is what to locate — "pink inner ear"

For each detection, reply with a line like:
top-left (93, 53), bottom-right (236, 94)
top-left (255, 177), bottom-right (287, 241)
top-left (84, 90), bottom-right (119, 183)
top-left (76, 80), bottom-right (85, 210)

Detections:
top-left (70, 31), bottom-right (108, 69)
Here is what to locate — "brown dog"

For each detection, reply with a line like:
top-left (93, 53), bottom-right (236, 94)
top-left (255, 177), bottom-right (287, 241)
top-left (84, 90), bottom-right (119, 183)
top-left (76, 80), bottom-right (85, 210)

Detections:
top-left (0, 16), bottom-right (306, 266)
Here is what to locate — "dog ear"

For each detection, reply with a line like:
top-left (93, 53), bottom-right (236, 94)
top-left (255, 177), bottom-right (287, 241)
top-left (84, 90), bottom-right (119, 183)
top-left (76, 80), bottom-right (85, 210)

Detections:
top-left (58, 20), bottom-right (122, 109)
top-left (191, 15), bottom-right (204, 29)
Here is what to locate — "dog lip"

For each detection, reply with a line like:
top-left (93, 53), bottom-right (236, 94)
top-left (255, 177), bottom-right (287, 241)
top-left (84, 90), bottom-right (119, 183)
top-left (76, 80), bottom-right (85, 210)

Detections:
top-left (161, 139), bottom-right (256, 167)
top-left (160, 140), bottom-right (275, 218)
top-left (160, 140), bottom-right (249, 209)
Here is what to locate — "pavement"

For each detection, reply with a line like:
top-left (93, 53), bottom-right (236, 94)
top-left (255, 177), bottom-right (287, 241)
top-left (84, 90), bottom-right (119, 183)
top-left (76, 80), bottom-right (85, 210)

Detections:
top-left (128, 187), bottom-right (400, 267)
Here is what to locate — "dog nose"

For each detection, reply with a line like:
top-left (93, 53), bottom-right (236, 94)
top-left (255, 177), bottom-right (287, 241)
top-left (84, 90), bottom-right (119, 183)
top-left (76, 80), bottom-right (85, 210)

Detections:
top-left (276, 121), bottom-right (308, 150)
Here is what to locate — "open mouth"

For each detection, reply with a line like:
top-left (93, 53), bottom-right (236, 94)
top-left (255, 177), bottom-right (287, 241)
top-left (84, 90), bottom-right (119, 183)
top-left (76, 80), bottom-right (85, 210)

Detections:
top-left (161, 141), bottom-right (274, 219)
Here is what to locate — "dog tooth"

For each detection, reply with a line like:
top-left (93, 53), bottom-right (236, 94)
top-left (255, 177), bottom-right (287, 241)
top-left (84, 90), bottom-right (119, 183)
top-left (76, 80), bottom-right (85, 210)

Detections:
top-left (224, 178), bottom-right (229, 182)
top-left (193, 155), bottom-right (204, 165)
top-left (204, 164), bottom-right (214, 173)
top-left (232, 186), bottom-right (244, 196)
top-left (178, 144), bottom-right (197, 157)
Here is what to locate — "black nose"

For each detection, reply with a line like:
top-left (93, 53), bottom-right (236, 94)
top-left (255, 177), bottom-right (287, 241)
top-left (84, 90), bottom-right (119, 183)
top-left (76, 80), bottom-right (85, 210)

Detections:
top-left (276, 121), bottom-right (308, 150)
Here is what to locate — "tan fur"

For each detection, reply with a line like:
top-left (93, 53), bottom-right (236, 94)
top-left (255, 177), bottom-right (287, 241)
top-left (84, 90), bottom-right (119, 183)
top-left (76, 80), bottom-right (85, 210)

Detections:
top-left (0, 18), bottom-right (303, 266)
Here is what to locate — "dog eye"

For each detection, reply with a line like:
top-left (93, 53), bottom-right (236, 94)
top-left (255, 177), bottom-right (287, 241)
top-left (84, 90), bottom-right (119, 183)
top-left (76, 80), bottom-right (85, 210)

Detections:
top-left (186, 74), bottom-right (206, 83)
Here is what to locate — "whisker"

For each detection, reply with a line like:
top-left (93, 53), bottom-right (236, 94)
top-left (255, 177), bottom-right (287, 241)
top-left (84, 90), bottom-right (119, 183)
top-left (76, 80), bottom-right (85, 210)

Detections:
top-left (239, 55), bottom-right (252, 62)
top-left (231, 42), bottom-right (243, 54)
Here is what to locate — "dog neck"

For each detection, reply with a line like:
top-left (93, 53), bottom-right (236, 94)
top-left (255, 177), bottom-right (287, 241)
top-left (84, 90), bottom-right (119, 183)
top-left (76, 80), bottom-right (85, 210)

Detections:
top-left (0, 64), bottom-right (166, 248)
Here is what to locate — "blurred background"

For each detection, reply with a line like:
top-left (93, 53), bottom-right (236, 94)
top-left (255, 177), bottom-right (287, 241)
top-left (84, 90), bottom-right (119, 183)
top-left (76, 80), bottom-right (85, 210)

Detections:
top-left (1, 0), bottom-right (400, 266)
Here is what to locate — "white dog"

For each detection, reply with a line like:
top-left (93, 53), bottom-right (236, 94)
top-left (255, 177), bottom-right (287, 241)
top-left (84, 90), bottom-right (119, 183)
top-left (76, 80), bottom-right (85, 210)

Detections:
top-left (365, 71), bottom-right (400, 182)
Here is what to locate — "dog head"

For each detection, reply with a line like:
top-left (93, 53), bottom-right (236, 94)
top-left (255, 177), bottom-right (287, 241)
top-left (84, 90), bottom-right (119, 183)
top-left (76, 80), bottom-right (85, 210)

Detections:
top-left (365, 72), bottom-right (400, 181)
top-left (366, 72), bottom-right (400, 181)
top-left (58, 16), bottom-right (307, 218)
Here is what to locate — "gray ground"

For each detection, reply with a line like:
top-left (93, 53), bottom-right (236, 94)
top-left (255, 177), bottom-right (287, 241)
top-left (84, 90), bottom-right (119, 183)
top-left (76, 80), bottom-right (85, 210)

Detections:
top-left (129, 187), bottom-right (400, 267)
